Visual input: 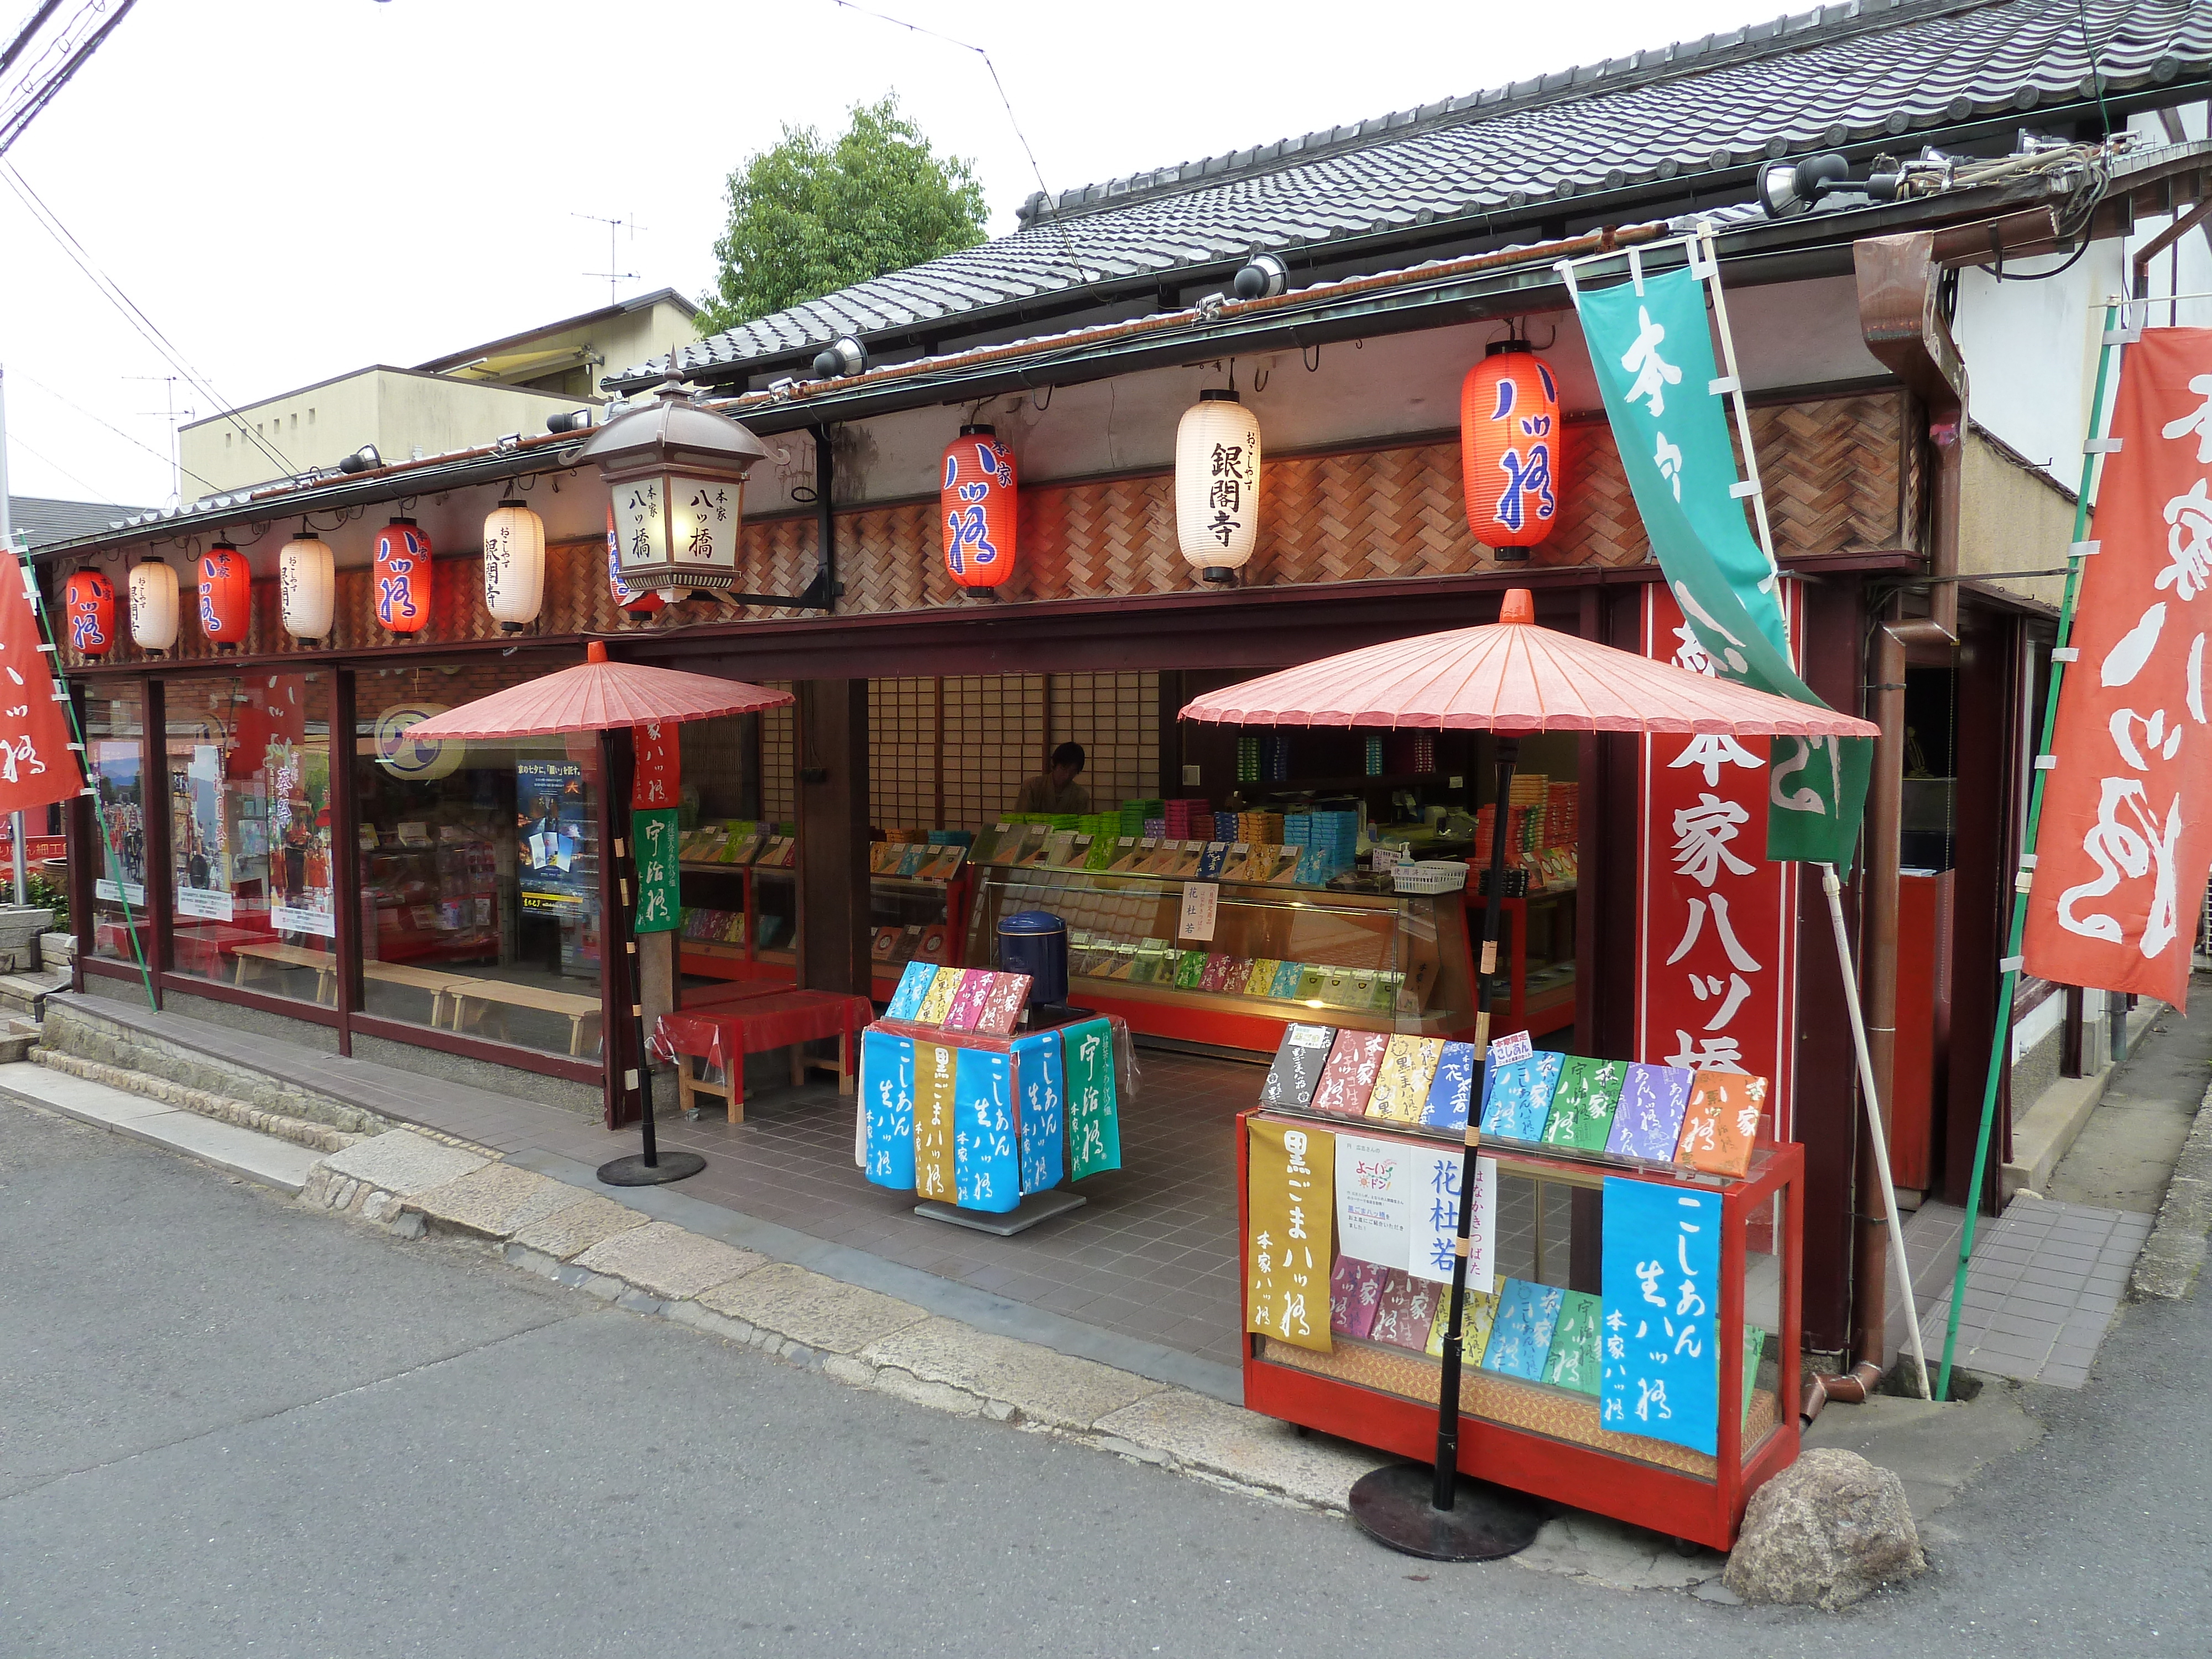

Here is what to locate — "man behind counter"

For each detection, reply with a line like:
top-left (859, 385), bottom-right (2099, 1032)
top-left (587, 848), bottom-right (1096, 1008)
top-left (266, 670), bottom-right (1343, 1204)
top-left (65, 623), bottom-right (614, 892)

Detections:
top-left (1015, 742), bottom-right (1089, 814)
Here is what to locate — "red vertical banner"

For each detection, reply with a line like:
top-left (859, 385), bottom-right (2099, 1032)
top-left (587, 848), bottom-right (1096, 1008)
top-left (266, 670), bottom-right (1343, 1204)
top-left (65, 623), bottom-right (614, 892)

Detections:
top-left (2023, 328), bottom-right (2212, 1009)
top-left (632, 718), bottom-right (680, 810)
top-left (1637, 585), bottom-right (1800, 1138)
top-left (0, 552), bottom-right (85, 815)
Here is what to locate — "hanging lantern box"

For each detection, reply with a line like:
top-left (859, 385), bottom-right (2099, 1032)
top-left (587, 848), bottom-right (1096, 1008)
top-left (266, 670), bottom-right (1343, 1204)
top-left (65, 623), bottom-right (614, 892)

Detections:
top-left (940, 424), bottom-right (1018, 593)
top-left (65, 568), bottom-right (116, 657)
top-left (373, 517), bottom-right (433, 634)
top-left (197, 541), bottom-right (252, 650)
top-left (1175, 391), bottom-right (1261, 584)
top-left (280, 532), bottom-right (335, 644)
top-left (128, 556), bottom-right (179, 655)
top-left (1461, 340), bottom-right (1561, 560)
top-left (580, 378), bottom-right (769, 603)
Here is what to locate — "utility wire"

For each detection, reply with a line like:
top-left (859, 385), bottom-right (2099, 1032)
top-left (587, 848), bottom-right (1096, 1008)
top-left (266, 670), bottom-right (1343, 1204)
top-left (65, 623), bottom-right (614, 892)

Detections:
top-left (826, 0), bottom-right (1091, 285)
top-left (1, 159), bottom-right (296, 478)
top-left (13, 366), bottom-right (220, 493)
top-left (0, 0), bottom-right (135, 155)
top-left (5, 427), bottom-right (108, 499)
top-left (0, 1), bottom-right (65, 78)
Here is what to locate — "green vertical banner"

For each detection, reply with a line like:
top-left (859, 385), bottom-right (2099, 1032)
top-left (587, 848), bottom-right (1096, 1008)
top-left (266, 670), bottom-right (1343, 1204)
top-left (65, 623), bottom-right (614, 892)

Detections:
top-left (632, 807), bottom-right (681, 933)
top-left (1570, 258), bottom-right (1870, 865)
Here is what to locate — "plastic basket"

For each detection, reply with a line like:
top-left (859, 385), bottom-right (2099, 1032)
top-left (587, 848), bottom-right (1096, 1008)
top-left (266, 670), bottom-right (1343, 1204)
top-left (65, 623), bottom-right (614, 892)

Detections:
top-left (1391, 859), bottom-right (1470, 894)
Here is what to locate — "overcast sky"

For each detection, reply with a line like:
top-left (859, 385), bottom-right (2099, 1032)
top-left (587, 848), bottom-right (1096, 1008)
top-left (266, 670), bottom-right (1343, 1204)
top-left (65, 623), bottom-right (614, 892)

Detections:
top-left (2, 0), bottom-right (1772, 509)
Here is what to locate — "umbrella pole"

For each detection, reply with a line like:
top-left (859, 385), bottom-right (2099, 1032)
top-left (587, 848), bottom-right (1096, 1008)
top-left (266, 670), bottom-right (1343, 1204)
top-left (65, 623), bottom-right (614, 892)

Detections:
top-left (1349, 735), bottom-right (1545, 1561)
top-left (598, 824), bottom-right (705, 1188)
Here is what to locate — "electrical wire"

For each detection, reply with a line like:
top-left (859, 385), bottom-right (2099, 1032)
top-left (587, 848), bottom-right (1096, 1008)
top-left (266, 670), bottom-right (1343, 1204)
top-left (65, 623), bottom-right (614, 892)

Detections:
top-left (1976, 0), bottom-right (2119, 284)
top-left (4, 427), bottom-right (109, 500)
top-left (12, 366), bottom-right (220, 493)
top-left (0, 159), bottom-right (296, 477)
top-left (0, 1), bottom-right (65, 79)
top-left (825, 0), bottom-right (1092, 285)
top-left (0, 0), bottom-right (135, 156)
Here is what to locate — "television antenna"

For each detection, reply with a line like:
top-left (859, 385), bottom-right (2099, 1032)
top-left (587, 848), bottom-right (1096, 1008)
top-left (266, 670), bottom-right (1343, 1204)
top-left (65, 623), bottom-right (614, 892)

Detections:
top-left (575, 210), bottom-right (643, 305)
top-left (124, 372), bottom-right (194, 505)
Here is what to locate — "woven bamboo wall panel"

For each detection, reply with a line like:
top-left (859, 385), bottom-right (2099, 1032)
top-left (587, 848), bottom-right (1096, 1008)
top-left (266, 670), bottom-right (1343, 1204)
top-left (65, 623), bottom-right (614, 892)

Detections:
top-left (713, 392), bottom-right (1908, 625)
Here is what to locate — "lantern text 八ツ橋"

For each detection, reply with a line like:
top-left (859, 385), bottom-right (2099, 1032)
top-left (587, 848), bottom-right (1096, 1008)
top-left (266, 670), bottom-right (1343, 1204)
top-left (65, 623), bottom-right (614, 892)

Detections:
top-left (1461, 342), bottom-right (1560, 556)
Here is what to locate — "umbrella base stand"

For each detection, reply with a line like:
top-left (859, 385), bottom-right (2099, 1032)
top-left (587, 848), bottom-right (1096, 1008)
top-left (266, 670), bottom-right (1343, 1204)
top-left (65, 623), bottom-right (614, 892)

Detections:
top-left (597, 1151), bottom-right (707, 1187)
top-left (1348, 1463), bottom-right (1546, 1561)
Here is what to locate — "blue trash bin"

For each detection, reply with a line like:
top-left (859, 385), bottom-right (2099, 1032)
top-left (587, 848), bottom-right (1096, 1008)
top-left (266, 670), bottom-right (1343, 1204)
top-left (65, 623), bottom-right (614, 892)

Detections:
top-left (997, 910), bottom-right (1067, 1008)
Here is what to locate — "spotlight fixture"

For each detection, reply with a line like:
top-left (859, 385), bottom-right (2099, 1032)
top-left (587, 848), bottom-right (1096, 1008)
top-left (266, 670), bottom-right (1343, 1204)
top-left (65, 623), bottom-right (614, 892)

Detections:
top-left (813, 336), bottom-right (865, 379)
top-left (1233, 252), bottom-right (1288, 300)
top-left (1756, 151), bottom-right (1901, 217)
top-left (336, 444), bottom-right (383, 473)
top-left (546, 409), bottom-right (596, 434)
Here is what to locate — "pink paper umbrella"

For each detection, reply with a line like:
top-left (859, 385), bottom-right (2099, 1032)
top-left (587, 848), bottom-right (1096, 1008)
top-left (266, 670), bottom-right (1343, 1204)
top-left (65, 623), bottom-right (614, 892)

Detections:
top-left (1178, 589), bottom-right (1876, 738)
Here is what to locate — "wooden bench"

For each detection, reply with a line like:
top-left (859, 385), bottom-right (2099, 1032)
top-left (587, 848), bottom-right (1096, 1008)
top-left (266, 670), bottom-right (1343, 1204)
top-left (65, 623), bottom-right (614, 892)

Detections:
top-left (651, 990), bottom-right (872, 1123)
top-left (362, 960), bottom-right (488, 1028)
top-left (232, 940), bottom-right (338, 1005)
top-left (448, 979), bottom-right (604, 1056)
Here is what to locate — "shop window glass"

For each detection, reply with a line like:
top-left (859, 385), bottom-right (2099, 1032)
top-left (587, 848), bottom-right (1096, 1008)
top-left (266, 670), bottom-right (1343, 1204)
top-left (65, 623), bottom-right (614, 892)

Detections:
top-left (354, 662), bottom-right (602, 1060)
top-left (165, 674), bottom-right (335, 1004)
top-left (86, 684), bottom-right (150, 968)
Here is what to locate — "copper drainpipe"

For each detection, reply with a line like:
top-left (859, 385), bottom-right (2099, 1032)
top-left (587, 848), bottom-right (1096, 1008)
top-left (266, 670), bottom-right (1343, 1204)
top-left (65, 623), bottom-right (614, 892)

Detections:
top-left (1851, 232), bottom-right (1964, 1379)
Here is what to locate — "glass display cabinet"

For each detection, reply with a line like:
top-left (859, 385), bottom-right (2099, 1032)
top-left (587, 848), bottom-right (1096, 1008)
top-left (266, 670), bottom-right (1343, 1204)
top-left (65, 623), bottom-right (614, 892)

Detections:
top-left (965, 865), bottom-right (1476, 1053)
top-left (1239, 1107), bottom-right (1801, 1551)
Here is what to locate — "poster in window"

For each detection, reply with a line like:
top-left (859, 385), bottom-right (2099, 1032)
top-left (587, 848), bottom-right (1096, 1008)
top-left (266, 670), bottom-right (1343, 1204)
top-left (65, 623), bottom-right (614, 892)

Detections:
top-left (517, 757), bottom-right (590, 917)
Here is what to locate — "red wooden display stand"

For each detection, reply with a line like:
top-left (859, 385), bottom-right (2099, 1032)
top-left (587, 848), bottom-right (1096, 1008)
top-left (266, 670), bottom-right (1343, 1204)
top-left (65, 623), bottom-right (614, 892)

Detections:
top-left (1238, 1114), bottom-right (1803, 1552)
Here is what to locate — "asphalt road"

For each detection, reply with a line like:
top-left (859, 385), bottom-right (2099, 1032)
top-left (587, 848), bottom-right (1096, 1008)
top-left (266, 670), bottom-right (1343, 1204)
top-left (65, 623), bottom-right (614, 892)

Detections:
top-left (3, 1097), bottom-right (2207, 1658)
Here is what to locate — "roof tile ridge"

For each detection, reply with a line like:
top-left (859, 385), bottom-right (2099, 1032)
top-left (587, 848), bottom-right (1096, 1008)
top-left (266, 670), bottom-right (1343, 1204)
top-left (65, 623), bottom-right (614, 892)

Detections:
top-left (1018, 0), bottom-right (2011, 226)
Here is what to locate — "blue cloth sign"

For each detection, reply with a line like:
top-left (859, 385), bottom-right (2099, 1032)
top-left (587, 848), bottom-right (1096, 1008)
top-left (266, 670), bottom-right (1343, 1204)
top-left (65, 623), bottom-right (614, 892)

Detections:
top-left (1012, 1029), bottom-right (1066, 1194)
top-left (952, 1047), bottom-right (1020, 1213)
top-left (859, 1029), bottom-right (916, 1191)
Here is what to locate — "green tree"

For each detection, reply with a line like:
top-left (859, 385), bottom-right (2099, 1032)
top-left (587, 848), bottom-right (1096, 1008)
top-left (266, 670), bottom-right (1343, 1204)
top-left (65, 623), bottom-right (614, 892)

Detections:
top-left (702, 96), bottom-right (989, 335)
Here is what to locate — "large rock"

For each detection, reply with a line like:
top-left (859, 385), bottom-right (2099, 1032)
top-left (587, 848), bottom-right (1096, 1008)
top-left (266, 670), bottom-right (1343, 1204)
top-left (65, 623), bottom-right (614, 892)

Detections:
top-left (1723, 1448), bottom-right (1926, 1610)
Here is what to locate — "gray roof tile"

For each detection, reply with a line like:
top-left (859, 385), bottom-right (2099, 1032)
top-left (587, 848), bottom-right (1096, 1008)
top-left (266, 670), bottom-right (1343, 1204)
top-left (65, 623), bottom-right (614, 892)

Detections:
top-left (633, 0), bottom-right (2212, 384)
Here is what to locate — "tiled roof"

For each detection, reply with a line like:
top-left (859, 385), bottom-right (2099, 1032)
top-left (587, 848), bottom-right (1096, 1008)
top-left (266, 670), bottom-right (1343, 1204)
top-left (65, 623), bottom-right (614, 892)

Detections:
top-left (641, 0), bottom-right (2212, 386)
top-left (8, 495), bottom-right (153, 551)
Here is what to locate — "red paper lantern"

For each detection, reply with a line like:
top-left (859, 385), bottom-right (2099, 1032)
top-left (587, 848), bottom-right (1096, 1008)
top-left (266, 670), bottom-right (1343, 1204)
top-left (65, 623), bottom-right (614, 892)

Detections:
top-left (1460, 341), bottom-right (1560, 556)
top-left (373, 517), bottom-right (432, 634)
top-left (196, 542), bottom-right (252, 649)
top-left (607, 501), bottom-right (664, 618)
top-left (940, 424), bottom-right (1017, 592)
top-left (64, 568), bottom-right (115, 657)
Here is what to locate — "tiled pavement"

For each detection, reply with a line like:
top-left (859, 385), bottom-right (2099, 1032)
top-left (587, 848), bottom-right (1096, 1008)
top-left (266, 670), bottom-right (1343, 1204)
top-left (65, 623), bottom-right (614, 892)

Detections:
top-left (1889, 1194), bottom-right (2152, 1389)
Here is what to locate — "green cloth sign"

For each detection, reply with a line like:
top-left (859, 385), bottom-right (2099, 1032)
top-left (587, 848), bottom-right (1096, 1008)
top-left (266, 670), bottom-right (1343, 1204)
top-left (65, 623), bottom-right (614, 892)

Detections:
top-left (632, 807), bottom-right (681, 933)
top-left (1572, 260), bottom-right (1870, 865)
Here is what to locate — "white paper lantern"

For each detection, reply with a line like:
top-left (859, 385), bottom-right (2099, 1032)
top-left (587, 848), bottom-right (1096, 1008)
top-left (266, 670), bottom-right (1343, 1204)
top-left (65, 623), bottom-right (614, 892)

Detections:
top-left (482, 498), bottom-right (546, 632)
top-left (1175, 390), bottom-right (1261, 582)
top-left (127, 556), bottom-right (179, 654)
top-left (280, 534), bottom-right (335, 643)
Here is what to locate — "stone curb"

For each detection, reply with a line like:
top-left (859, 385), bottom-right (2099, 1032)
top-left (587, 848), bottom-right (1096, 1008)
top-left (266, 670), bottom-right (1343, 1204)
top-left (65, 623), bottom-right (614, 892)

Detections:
top-left (286, 1130), bottom-right (1385, 1515)
top-left (2132, 1072), bottom-right (2212, 1301)
top-left (33, 1046), bottom-right (365, 1155)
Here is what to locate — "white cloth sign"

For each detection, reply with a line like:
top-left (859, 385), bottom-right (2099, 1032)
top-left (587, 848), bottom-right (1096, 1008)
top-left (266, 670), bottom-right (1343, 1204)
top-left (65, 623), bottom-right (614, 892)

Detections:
top-left (1407, 1145), bottom-right (1496, 1295)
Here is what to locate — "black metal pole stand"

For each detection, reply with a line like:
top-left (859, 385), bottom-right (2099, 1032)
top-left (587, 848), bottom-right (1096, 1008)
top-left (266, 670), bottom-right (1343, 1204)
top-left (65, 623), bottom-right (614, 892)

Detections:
top-left (1348, 734), bottom-right (1545, 1560)
top-left (598, 826), bottom-right (704, 1187)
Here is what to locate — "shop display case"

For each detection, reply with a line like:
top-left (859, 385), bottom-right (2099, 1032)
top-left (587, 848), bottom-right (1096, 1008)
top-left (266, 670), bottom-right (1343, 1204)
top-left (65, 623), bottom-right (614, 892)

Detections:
top-left (360, 836), bottom-right (500, 966)
top-left (678, 846), bottom-right (971, 993)
top-left (1239, 1105), bottom-right (1801, 1551)
top-left (964, 864), bottom-right (1475, 1054)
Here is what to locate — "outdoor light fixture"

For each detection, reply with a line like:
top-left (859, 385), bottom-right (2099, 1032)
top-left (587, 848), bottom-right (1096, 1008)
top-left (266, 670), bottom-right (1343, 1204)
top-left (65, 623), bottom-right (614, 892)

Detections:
top-left (482, 498), bottom-right (546, 631)
top-left (1233, 252), bottom-right (1288, 300)
top-left (813, 336), bottom-right (865, 379)
top-left (546, 409), bottom-right (594, 435)
top-left (197, 541), bottom-right (252, 651)
top-left (128, 555), bottom-right (179, 654)
top-left (579, 373), bottom-right (769, 604)
top-left (280, 528), bottom-right (335, 643)
top-left (65, 567), bottom-right (115, 656)
top-left (1175, 390), bottom-right (1261, 583)
top-left (336, 444), bottom-right (383, 474)
top-left (1756, 150), bottom-right (1902, 217)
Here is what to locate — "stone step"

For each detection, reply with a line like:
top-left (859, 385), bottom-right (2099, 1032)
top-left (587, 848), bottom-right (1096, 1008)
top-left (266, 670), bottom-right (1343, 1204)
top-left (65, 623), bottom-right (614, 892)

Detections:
top-left (0, 966), bottom-right (69, 1024)
top-left (0, 1059), bottom-right (323, 1192)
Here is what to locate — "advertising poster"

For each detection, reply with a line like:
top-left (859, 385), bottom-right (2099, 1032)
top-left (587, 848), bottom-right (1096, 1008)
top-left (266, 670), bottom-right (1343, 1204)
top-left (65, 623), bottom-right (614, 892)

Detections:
top-left (174, 744), bottom-right (234, 921)
top-left (268, 736), bottom-right (335, 939)
top-left (517, 757), bottom-right (589, 918)
top-left (92, 738), bottom-right (146, 904)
